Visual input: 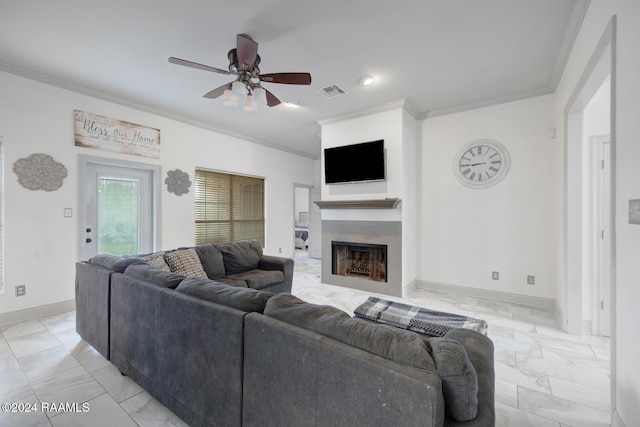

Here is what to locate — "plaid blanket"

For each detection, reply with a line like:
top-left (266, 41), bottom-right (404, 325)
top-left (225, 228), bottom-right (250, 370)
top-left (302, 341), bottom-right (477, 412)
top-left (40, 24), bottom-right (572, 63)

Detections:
top-left (354, 297), bottom-right (488, 337)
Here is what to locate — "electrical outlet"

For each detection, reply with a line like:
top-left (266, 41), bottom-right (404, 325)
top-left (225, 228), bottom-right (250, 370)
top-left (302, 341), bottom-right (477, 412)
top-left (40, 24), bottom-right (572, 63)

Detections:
top-left (278, 247), bottom-right (282, 253)
top-left (527, 275), bottom-right (535, 285)
top-left (15, 285), bottom-right (26, 297)
top-left (492, 271), bottom-right (499, 280)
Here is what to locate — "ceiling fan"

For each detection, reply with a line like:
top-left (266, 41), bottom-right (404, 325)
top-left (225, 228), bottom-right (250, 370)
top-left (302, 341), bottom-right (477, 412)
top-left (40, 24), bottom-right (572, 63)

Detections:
top-left (168, 34), bottom-right (312, 109)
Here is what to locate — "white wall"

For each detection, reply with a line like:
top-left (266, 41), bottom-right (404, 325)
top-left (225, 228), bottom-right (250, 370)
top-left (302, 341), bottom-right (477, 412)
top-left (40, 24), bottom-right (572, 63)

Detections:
top-left (613, 0), bottom-right (640, 424)
top-left (320, 106), bottom-right (405, 203)
top-left (420, 95), bottom-right (559, 300)
top-left (0, 71), bottom-right (316, 315)
top-left (554, 0), bottom-right (640, 423)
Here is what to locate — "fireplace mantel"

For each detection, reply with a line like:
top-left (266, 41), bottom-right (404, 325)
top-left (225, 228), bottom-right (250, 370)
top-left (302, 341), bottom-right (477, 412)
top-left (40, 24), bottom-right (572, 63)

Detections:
top-left (314, 198), bottom-right (401, 210)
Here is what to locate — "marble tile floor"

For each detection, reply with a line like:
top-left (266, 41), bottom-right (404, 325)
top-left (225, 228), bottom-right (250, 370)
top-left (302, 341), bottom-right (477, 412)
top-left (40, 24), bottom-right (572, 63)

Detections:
top-left (0, 253), bottom-right (611, 427)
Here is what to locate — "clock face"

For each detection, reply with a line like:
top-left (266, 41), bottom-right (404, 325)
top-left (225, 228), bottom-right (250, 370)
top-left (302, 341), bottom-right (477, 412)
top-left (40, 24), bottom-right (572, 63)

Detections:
top-left (453, 140), bottom-right (510, 188)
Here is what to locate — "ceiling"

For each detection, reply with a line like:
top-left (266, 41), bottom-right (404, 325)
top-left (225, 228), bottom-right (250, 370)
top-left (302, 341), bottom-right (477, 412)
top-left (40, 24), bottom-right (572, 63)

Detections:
top-left (0, 0), bottom-right (587, 159)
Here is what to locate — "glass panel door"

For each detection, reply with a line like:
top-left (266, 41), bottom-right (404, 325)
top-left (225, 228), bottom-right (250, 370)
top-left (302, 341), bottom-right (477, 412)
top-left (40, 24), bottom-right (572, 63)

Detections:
top-left (82, 161), bottom-right (155, 259)
top-left (98, 176), bottom-right (140, 255)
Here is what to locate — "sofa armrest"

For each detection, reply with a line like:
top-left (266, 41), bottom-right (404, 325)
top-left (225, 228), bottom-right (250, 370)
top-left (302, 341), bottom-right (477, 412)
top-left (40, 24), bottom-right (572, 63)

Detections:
top-left (258, 255), bottom-right (293, 287)
top-left (442, 329), bottom-right (495, 427)
top-left (75, 261), bottom-right (112, 360)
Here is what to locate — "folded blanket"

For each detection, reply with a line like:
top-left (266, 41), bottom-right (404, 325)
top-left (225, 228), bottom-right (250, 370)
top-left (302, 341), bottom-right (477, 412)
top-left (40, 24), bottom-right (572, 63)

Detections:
top-left (354, 296), bottom-right (488, 337)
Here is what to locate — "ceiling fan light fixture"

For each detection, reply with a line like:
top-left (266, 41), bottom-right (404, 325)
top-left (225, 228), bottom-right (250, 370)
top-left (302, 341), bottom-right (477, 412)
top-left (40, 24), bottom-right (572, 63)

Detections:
top-left (253, 87), bottom-right (267, 106)
top-left (358, 75), bottom-right (377, 86)
top-left (232, 81), bottom-right (247, 99)
top-left (244, 94), bottom-right (257, 112)
top-left (222, 89), bottom-right (237, 107)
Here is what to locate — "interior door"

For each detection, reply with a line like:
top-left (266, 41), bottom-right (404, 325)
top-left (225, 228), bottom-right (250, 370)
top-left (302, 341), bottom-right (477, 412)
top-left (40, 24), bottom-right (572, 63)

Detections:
top-left (596, 139), bottom-right (612, 337)
top-left (82, 161), bottom-right (155, 260)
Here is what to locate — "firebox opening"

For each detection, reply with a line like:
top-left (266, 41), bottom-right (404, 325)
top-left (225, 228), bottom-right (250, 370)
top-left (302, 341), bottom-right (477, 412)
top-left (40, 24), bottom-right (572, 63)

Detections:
top-left (331, 241), bottom-right (387, 283)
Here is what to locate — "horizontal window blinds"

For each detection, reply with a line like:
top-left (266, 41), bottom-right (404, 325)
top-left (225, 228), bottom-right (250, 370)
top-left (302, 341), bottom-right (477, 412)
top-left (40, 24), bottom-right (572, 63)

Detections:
top-left (195, 169), bottom-right (264, 246)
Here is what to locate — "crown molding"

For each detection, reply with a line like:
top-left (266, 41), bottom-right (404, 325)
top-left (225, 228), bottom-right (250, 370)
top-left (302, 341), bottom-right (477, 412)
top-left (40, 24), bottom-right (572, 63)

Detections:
top-left (318, 99), bottom-right (419, 126)
top-left (0, 60), bottom-right (317, 160)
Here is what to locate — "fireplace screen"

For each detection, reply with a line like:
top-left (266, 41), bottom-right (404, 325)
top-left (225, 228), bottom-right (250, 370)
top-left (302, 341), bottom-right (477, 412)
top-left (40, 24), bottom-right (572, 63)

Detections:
top-left (331, 241), bottom-right (387, 283)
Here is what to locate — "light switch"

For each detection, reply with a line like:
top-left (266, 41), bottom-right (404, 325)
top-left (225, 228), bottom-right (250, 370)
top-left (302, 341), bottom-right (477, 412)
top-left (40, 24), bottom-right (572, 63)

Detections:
top-left (64, 208), bottom-right (72, 218)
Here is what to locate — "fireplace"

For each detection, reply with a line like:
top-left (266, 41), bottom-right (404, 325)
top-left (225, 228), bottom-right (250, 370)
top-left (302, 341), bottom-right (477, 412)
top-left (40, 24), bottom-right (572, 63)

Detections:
top-left (332, 241), bottom-right (387, 283)
top-left (320, 220), bottom-right (402, 297)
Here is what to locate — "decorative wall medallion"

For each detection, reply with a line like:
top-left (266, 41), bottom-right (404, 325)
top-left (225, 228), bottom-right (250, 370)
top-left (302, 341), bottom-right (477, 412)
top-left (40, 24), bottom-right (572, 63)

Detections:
top-left (453, 139), bottom-right (511, 189)
top-left (13, 153), bottom-right (68, 191)
top-left (165, 169), bottom-right (191, 196)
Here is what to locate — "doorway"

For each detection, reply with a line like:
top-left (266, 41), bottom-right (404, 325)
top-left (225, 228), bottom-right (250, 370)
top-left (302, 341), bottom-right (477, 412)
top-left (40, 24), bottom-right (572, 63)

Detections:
top-left (80, 156), bottom-right (160, 260)
top-left (564, 23), bottom-right (614, 338)
top-left (593, 136), bottom-right (612, 337)
top-left (293, 185), bottom-right (311, 259)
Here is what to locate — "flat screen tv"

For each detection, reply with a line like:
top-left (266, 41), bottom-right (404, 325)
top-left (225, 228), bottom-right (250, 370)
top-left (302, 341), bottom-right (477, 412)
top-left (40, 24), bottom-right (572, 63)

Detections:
top-left (324, 139), bottom-right (385, 184)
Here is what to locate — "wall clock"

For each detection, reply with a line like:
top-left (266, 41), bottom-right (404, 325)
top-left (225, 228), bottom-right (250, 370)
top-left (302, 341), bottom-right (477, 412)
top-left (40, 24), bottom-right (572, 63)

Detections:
top-left (453, 139), bottom-right (510, 189)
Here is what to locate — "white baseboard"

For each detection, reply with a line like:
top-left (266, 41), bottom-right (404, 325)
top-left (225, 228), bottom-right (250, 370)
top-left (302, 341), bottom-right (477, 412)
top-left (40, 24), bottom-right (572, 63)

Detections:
top-left (416, 280), bottom-right (555, 310)
top-left (613, 409), bottom-right (626, 427)
top-left (402, 279), bottom-right (417, 297)
top-left (0, 300), bottom-right (75, 326)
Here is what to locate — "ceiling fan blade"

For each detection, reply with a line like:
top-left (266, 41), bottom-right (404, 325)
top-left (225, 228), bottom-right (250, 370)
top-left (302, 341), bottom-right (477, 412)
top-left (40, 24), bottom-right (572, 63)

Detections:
top-left (203, 83), bottom-right (231, 99)
top-left (259, 73), bottom-right (312, 85)
top-left (168, 57), bottom-right (232, 75)
top-left (236, 34), bottom-right (258, 69)
top-left (265, 89), bottom-right (281, 107)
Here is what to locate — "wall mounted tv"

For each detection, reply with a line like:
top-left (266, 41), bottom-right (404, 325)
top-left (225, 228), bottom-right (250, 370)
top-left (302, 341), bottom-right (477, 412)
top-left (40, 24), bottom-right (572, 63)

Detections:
top-left (324, 139), bottom-right (385, 184)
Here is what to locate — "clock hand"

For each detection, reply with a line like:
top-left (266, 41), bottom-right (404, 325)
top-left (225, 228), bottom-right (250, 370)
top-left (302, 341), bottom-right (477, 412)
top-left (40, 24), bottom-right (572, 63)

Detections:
top-left (470, 162), bottom-right (488, 166)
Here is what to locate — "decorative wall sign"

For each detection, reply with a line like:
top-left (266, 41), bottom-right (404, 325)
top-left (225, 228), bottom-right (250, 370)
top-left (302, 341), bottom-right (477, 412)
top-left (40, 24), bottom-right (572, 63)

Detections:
top-left (165, 169), bottom-right (191, 196)
top-left (13, 153), bottom-right (68, 191)
top-left (74, 110), bottom-right (160, 158)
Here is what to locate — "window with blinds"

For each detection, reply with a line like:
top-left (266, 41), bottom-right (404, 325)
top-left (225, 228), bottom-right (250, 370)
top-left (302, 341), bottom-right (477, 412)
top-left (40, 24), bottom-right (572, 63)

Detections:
top-left (195, 169), bottom-right (264, 246)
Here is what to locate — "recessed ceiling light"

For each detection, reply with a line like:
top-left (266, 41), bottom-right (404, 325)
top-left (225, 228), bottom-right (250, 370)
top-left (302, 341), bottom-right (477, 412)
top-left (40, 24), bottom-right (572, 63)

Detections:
top-left (358, 75), bottom-right (377, 86)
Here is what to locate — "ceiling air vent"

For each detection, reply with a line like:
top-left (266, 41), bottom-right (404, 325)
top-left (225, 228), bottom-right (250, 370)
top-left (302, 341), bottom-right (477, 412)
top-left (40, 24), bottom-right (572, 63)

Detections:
top-left (316, 84), bottom-right (348, 99)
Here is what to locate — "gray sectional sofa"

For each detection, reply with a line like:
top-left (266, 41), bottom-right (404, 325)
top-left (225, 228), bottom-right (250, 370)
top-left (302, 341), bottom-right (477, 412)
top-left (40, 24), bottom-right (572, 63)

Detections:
top-left (75, 240), bottom-right (293, 360)
top-left (75, 240), bottom-right (495, 426)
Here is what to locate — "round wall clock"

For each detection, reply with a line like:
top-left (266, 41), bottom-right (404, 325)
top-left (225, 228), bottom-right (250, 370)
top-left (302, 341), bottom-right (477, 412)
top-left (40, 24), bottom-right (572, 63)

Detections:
top-left (453, 139), bottom-right (510, 189)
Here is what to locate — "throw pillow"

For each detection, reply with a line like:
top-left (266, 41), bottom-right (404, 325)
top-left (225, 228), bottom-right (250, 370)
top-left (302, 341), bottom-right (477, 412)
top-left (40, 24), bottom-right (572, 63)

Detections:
top-left (139, 251), bottom-right (171, 271)
top-left (164, 248), bottom-right (208, 279)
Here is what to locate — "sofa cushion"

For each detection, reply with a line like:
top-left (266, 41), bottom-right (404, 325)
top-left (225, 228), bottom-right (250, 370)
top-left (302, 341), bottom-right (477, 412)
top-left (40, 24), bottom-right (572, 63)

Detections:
top-left (219, 240), bottom-right (263, 275)
top-left (224, 269), bottom-right (285, 290)
top-left (193, 244), bottom-right (226, 279)
top-left (124, 263), bottom-right (185, 289)
top-left (88, 254), bottom-right (140, 273)
top-left (215, 277), bottom-right (248, 288)
top-left (263, 294), bottom-right (437, 371)
top-left (176, 277), bottom-right (273, 313)
top-left (139, 251), bottom-right (171, 271)
top-left (164, 248), bottom-right (208, 279)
